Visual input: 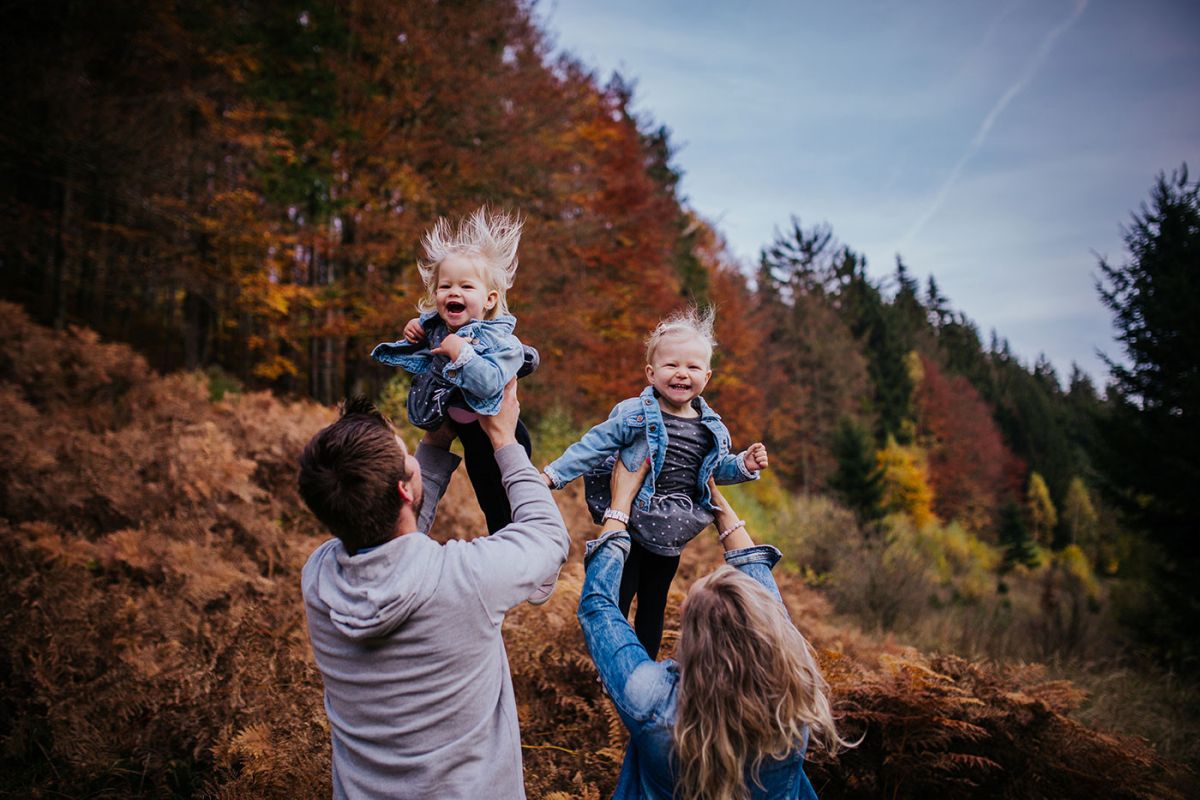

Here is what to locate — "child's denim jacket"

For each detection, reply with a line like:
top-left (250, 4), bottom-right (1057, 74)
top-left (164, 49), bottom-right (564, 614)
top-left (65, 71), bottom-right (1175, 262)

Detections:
top-left (578, 531), bottom-right (817, 800)
top-left (544, 385), bottom-right (758, 512)
top-left (370, 311), bottom-right (525, 416)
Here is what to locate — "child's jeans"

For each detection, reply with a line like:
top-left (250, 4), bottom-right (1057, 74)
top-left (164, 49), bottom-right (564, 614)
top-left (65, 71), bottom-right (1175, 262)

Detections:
top-left (617, 539), bottom-right (681, 658)
top-left (455, 417), bottom-right (534, 534)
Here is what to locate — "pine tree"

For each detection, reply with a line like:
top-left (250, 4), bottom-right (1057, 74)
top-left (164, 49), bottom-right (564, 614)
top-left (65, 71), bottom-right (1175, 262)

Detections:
top-left (998, 501), bottom-right (1039, 569)
top-left (829, 418), bottom-right (886, 530)
top-left (1096, 165), bottom-right (1200, 661)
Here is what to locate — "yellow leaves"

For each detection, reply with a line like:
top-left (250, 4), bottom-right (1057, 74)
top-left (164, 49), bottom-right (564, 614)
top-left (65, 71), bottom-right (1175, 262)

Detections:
top-left (876, 436), bottom-right (937, 527)
top-left (1055, 544), bottom-right (1101, 602)
top-left (252, 354), bottom-right (301, 380)
top-left (1026, 472), bottom-right (1057, 545)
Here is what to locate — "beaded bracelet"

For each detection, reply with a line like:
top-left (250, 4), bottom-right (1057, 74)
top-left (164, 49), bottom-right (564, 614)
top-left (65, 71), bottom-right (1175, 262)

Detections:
top-left (718, 519), bottom-right (747, 542)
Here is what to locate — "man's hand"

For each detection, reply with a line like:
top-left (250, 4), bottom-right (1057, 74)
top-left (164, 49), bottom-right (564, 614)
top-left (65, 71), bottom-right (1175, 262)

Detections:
top-left (478, 379), bottom-right (519, 450)
top-left (403, 318), bottom-right (426, 343)
top-left (541, 472), bottom-right (555, 489)
top-left (431, 332), bottom-right (470, 362)
top-left (743, 442), bottom-right (768, 473)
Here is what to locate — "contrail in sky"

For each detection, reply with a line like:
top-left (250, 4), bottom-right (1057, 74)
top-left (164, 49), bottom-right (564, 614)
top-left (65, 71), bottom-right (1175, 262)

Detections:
top-left (899, 0), bottom-right (1089, 248)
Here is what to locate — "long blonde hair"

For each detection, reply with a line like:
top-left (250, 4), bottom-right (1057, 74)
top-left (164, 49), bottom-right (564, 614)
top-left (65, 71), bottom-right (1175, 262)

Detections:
top-left (417, 206), bottom-right (523, 318)
top-left (674, 566), bottom-right (847, 800)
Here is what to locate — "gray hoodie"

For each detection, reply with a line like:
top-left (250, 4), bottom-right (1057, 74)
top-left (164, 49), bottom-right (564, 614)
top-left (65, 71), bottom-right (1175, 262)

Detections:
top-left (302, 443), bottom-right (570, 799)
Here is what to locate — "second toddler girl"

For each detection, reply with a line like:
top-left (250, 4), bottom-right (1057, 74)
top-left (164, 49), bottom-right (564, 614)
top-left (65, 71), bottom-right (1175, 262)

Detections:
top-left (543, 308), bottom-right (769, 655)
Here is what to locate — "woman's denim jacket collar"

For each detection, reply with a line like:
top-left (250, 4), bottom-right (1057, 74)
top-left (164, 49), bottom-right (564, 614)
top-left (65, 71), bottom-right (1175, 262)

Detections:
top-left (369, 311), bottom-right (524, 415)
top-left (578, 532), bottom-right (815, 800)
top-left (544, 385), bottom-right (758, 511)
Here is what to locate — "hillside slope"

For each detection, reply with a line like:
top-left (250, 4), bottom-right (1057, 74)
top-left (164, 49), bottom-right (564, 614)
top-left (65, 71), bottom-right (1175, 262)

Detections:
top-left (0, 304), bottom-right (1185, 798)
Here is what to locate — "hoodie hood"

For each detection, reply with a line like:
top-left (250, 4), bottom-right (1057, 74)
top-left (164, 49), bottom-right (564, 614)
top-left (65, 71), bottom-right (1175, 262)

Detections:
top-left (304, 532), bottom-right (443, 639)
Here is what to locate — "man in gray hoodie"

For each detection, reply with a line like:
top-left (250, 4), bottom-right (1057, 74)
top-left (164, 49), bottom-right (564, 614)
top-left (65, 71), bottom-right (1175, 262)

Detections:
top-left (298, 381), bottom-right (569, 799)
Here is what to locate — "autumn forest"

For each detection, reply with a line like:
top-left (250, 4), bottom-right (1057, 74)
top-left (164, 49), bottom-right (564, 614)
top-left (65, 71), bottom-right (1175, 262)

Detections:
top-left (1, 0), bottom-right (1197, 797)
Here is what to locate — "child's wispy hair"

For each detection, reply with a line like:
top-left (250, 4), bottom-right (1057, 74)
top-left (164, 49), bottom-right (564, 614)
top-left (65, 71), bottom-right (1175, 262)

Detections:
top-left (645, 306), bottom-right (718, 364)
top-left (417, 207), bottom-right (524, 317)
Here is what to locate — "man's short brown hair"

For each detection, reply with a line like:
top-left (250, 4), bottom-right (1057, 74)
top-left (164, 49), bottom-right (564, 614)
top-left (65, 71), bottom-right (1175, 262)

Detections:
top-left (298, 397), bottom-right (409, 553)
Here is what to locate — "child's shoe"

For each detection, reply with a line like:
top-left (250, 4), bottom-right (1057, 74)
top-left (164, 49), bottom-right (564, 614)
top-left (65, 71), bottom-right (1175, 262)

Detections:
top-left (517, 345), bottom-right (540, 378)
top-left (527, 566), bottom-right (560, 605)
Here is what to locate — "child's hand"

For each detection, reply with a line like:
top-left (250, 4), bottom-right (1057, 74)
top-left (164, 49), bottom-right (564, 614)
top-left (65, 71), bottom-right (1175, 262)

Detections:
top-left (403, 318), bottom-right (426, 343)
top-left (431, 333), bottom-right (471, 362)
top-left (743, 442), bottom-right (769, 472)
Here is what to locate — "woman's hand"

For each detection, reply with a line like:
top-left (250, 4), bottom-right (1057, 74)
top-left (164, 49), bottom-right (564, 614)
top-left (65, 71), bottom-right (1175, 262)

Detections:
top-left (708, 479), bottom-right (754, 550)
top-left (600, 455), bottom-right (650, 533)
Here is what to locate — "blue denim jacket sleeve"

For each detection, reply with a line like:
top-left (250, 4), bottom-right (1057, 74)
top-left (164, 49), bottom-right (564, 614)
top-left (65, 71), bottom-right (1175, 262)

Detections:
top-left (578, 531), bottom-right (672, 726)
top-left (712, 449), bottom-right (760, 485)
top-left (442, 326), bottom-right (524, 412)
top-left (369, 311), bottom-right (443, 373)
top-left (544, 401), bottom-right (638, 488)
top-left (723, 544), bottom-right (785, 604)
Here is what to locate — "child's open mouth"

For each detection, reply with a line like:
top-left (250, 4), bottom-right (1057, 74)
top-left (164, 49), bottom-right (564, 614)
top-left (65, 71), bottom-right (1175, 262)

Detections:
top-left (669, 382), bottom-right (690, 392)
top-left (445, 301), bottom-right (467, 314)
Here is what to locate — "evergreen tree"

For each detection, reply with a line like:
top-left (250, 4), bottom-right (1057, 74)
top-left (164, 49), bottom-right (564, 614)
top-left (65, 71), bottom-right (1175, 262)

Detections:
top-left (1096, 165), bottom-right (1200, 662)
top-left (998, 501), bottom-right (1039, 569)
top-left (829, 418), bottom-right (886, 530)
top-left (834, 250), bottom-right (913, 441)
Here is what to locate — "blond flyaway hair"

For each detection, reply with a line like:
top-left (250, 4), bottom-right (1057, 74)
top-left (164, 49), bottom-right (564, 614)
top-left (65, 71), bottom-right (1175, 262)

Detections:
top-left (417, 207), bottom-right (523, 318)
top-left (644, 305), bottom-right (718, 365)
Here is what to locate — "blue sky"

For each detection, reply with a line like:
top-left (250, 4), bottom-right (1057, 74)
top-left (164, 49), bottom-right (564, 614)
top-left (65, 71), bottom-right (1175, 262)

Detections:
top-left (536, 0), bottom-right (1200, 384)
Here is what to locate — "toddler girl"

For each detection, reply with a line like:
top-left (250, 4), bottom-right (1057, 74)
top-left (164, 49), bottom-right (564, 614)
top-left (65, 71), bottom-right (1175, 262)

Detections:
top-left (371, 207), bottom-right (540, 538)
top-left (543, 307), bottom-right (768, 655)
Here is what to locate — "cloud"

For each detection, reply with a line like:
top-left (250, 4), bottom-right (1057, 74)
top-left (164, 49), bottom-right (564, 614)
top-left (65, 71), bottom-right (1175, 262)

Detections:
top-left (898, 0), bottom-right (1089, 248)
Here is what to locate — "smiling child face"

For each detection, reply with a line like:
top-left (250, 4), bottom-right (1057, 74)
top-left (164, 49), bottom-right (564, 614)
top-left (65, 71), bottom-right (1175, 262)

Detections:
top-left (435, 254), bottom-right (498, 330)
top-left (645, 333), bottom-right (713, 415)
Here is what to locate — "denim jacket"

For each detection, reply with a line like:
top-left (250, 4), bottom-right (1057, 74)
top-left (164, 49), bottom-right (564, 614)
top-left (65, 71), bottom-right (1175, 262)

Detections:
top-left (544, 386), bottom-right (758, 512)
top-left (370, 311), bottom-right (525, 415)
top-left (578, 532), bottom-right (818, 800)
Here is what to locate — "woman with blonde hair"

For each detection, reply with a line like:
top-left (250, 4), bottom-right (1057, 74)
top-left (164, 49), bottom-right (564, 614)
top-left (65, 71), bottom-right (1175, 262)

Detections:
top-left (578, 458), bottom-right (846, 799)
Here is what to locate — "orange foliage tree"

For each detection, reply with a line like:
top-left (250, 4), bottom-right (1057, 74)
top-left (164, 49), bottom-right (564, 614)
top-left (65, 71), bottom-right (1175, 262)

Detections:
top-left (915, 354), bottom-right (1024, 533)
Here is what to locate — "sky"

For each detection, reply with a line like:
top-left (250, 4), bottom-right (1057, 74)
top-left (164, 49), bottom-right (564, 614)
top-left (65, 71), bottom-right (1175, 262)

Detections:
top-left (536, 0), bottom-right (1200, 384)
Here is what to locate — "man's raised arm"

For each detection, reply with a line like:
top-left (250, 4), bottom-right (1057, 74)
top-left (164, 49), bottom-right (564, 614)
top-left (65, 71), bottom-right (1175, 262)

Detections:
top-left (467, 380), bottom-right (570, 619)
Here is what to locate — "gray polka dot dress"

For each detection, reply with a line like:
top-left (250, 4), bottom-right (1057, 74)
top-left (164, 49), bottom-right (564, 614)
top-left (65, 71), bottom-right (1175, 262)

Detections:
top-left (584, 412), bottom-right (715, 556)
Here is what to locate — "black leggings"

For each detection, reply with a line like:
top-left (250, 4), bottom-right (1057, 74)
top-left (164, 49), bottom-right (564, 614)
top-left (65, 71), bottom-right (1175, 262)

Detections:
top-left (618, 539), bottom-right (682, 658)
top-left (455, 417), bottom-right (533, 534)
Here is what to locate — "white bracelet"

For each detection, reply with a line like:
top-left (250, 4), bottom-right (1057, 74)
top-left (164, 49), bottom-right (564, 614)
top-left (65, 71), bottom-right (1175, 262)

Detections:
top-left (718, 519), bottom-right (746, 542)
top-left (603, 508), bottom-right (631, 524)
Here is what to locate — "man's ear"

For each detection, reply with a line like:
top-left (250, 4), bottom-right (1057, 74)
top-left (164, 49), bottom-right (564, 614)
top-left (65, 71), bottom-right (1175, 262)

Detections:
top-left (397, 479), bottom-right (414, 504)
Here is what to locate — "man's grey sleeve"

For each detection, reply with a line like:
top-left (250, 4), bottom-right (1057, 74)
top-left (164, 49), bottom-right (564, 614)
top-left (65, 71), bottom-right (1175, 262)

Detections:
top-left (415, 443), bottom-right (463, 535)
top-left (463, 443), bottom-right (571, 620)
